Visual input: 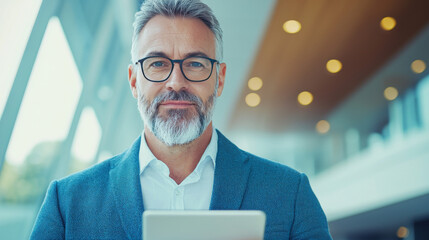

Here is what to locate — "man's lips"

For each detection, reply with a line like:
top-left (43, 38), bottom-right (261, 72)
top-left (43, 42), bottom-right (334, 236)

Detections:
top-left (159, 100), bottom-right (196, 108)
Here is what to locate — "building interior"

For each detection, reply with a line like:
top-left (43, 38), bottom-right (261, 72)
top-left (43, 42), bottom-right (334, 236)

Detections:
top-left (0, 0), bottom-right (428, 239)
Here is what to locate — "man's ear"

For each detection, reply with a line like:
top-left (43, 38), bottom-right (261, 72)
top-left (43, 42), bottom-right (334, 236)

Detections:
top-left (216, 62), bottom-right (226, 97)
top-left (128, 64), bottom-right (138, 99)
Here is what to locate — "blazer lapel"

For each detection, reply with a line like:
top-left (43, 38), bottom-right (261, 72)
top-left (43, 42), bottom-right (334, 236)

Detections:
top-left (210, 130), bottom-right (250, 210)
top-left (110, 137), bottom-right (144, 240)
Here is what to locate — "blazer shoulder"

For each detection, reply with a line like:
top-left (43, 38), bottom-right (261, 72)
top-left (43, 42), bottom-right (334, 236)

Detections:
top-left (55, 152), bottom-right (124, 189)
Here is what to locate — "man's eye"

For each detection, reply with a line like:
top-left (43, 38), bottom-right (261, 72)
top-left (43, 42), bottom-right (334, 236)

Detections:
top-left (189, 61), bottom-right (203, 67)
top-left (151, 61), bottom-right (166, 67)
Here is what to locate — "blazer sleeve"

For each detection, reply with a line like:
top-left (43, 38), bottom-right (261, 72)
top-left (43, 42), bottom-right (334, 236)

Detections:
top-left (30, 180), bottom-right (65, 240)
top-left (290, 174), bottom-right (332, 240)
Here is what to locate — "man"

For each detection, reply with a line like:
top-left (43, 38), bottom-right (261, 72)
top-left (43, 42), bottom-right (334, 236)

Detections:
top-left (31, 0), bottom-right (332, 239)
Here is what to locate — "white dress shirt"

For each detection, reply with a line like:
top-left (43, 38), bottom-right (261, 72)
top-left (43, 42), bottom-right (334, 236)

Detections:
top-left (139, 130), bottom-right (217, 210)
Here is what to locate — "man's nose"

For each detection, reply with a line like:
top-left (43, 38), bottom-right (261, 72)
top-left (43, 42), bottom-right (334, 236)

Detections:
top-left (165, 63), bottom-right (189, 92)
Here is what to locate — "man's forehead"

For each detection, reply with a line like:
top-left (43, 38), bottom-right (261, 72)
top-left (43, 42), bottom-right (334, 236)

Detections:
top-left (142, 15), bottom-right (211, 34)
top-left (136, 15), bottom-right (216, 58)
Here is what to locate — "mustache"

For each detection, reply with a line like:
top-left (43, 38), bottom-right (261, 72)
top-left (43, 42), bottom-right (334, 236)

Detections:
top-left (148, 90), bottom-right (204, 113)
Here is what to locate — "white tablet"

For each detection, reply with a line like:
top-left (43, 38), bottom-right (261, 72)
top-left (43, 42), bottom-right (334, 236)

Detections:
top-left (142, 210), bottom-right (266, 240)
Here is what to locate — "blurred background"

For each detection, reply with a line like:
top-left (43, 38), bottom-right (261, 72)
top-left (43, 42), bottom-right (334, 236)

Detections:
top-left (1, 0), bottom-right (428, 239)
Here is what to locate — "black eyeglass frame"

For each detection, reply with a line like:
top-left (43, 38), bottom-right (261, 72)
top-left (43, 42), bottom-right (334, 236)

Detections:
top-left (135, 56), bottom-right (219, 82)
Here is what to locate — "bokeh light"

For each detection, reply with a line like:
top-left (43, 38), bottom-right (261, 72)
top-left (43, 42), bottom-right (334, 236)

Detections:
top-left (245, 93), bottom-right (261, 107)
top-left (384, 86), bottom-right (398, 101)
top-left (396, 226), bottom-right (409, 239)
top-left (326, 59), bottom-right (342, 73)
top-left (248, 77), bottom-right (263, 91)
top-left (411, 59), bottom-right (426, 74)
top-left (297, 91), bottom-right (313, 106)
top-left (283, 20), bottom-right (301, 34)
top-left (380, 17), bottom-right (396, 31)
top-left (316, 120), bottom-right (330, 134)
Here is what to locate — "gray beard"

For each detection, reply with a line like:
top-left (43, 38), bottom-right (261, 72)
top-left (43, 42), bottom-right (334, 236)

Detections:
top-left (137, 89), bottom-right (216, 146)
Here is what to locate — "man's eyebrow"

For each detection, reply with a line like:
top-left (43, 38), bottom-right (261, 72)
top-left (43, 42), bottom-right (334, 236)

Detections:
top-left (145, 51), bottom-right (168, 57)
top-left (183, 51), bottom-right (209, 58)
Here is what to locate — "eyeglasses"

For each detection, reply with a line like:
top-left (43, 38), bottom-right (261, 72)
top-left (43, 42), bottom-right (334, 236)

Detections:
top-left (135, 56), bottom-right (219, 82)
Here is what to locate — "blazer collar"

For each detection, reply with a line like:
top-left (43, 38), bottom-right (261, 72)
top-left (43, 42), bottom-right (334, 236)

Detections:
top-left (110, 136), bottom-right (144, 240)
top-left (109, 131), bottom-right (251, 239)
top-left (210, 130), bottom-right (250, 210)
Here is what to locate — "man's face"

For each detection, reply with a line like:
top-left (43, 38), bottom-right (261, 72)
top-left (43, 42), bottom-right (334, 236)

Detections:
top-left (128, 15), bottom-right (226, 146)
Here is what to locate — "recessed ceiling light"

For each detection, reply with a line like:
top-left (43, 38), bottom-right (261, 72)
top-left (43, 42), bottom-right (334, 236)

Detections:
top-left (283, 20), bottom-right (301, 34)
top-left (384, 86), bottom-right (398, 101)
top-left (297, 91), bottom-right (313, 106)
top-left (380, 16), bottom-right (396, 31)
top-left (316, 120), bottom-right (330, 134)
top-left (245, 93), bottom-right (261, 107)
top-left (248, 77), bottom-right (263, 91)
top-left (411, 59), bottom-right (426, 74)
top-left (326, 59), bottom-right (342, 73)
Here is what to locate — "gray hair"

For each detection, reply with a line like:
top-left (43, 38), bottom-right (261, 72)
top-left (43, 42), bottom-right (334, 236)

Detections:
top-left (131, 0), bottom-right (223, 62)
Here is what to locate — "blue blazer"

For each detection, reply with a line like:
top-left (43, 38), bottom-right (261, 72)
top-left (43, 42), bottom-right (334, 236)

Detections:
top-left (31, 131), bottom-right (331, 239)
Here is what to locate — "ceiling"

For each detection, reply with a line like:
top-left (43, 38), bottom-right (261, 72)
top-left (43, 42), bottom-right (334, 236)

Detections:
top-left (228, 0), bottom-right (429, 134)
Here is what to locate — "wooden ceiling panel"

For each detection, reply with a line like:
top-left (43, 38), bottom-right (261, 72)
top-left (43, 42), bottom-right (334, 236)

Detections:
top-left (229, 0), bottom-right (429, 133)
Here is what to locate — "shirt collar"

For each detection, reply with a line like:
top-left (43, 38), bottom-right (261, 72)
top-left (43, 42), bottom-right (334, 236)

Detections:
top-left (139, 129), bottom-right (218, 175)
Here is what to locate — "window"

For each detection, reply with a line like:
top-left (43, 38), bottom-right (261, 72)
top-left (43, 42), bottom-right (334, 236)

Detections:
top-left (0, 0), bottom-right (42, 118)
top-left (0, 17), bottom-right (82, 239)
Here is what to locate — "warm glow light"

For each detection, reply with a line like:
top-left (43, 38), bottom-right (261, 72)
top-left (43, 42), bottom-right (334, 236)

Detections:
top-left (384, 86), bottom-right (398, 101)
top-left (297, 91), bottom-right (313, 106)
top-left (326, 59), bottom-right (342, 73)
top-left (248, 77), bottom-right (263, 91)
top-left (380, 17), bottom-right (396, 31)
top-left (316, 120), bottom-right (330, 134)
top-left (397, 226), bottom-right (409, 239)
top-left (283, 20), bottom-right (301, 34)
top-left (245, 93), bottom-right (261, 107)
top-left (411, 59), bottom-right (426, 74)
